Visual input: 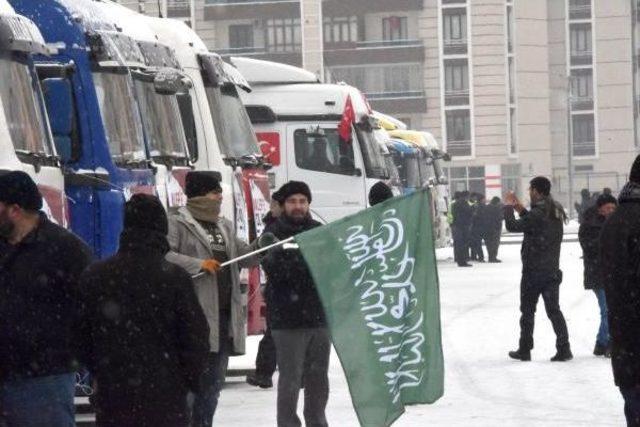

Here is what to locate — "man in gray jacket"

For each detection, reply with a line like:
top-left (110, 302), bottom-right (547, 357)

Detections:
top-left (166, 171), bottom-right (260, 427)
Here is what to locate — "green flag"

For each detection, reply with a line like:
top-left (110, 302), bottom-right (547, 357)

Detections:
top-left (295, 189), bottom-right (444, 427)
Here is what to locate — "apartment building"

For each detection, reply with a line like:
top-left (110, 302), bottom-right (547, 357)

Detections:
top-left (120, 0), bottom-right (640, 208)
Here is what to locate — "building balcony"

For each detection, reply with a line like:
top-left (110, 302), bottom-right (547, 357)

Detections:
top-left (167, 0), bottom-right (190, 17)
top-left (570, 50), bottom-right (593, 66)
top-left (569, 4), bottom-right (591, 20)
top-left (573, 140), bottom-right (596, 157)
top-left (444, 89), bottom-right (470, 107)
top-left (443, 38), bottom-right (468, 56)
top-left (204, 0), bottom-right (299, 21)
top-left (216, 46), bottom-right (302, 67)
top-left (571, 95), bottom-right (594, 111)
top-left (446, 140), bottom-right (472, 158)
top-left (324, 39), bottom-right (424, 65)
top-left (323, 0), bottom-right (423, 17)
top-left (442, 0), bottom-right (466, 4)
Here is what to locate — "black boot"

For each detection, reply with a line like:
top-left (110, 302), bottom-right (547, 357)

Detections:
top-left (246, 372), bottom-right (273, 389)
top-left (593, 343), bottom-right (607, 357)
top-left (508, 349), bottom-right (531, 361)
top-left (551, 345), bottom-right (573, 362)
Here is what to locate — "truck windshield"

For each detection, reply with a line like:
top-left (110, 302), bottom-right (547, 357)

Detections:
top-left (133, 79), bottom-right (189, 162)
top-left (0, 55), bottom-right (51, 157)
top-left (93, 71), bottom-right (146, 166)
top-left (355, 126), bottom-right (390, 179)
top-left (394, 153), bottom-right (421, 188)
top-left (205, 84), bottom-right (261, 159)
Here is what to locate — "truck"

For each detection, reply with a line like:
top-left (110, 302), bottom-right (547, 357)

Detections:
top-left (11, 0), bottom-right (158, 259)
top-left (0, 0), bottom-right (67, 226)
top-left (145, 16), bottom-right (272, 334)
top-left (231, 57), bottom-right (393, 224)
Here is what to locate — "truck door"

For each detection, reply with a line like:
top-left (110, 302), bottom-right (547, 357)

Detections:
top-left (286, 124), bottom-right (366, 223)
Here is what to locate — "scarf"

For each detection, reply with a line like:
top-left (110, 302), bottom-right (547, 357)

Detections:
top-left (187, 197), bottom-right (222, 223)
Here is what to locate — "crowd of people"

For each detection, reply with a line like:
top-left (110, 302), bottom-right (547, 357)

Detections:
top-left (449, 191), bottom-right (504, 267)
top-left (2, 156), bottom-right (640, 426)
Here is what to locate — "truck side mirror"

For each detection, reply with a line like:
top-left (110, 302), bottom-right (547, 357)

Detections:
top-left (41, 78), bottom-right (75, 164)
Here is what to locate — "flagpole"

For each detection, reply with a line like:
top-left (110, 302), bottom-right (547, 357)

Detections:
top-left (191, 237), bottom-right (295, 279)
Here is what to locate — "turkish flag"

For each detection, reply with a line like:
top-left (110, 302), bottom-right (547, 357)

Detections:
top-left (338, 95), bottom-right (355, 142)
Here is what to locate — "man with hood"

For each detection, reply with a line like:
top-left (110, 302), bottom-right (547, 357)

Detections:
top-left (261, 181), bottom-right (329, 427)
top-left (77, 194), bottom-right (209, 426)
top-left (504, 177), bottom-right (572, 362)
top-left (601, 155), bottom-right (640, 426)
top-left (166, 172), bottom-right (260, 426)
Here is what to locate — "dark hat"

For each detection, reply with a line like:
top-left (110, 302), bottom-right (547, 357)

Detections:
top-left (529, 176), bottom-right (552, 196)
top-left (271, 187), bottom-right (285, 204)
top-left (0, 171), bottom-right (43, 211)
top-left (490, 196), bottom-right (501, 205)
top-left (629, 155), bottom-right (640, 184)
top-left (596, 193), bottom-right (617, 208)
top-left (123, 194), bottom-right (168, 235)
top-left (185, 171), bottom-right (222, 199)
top-left (277, 181), bottom-right (312, 204)
top-left (368, 181), bottom-right (394, 206)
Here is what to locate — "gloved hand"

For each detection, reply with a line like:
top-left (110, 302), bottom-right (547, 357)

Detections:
top-left (201, 259), bottom-right (221, 274)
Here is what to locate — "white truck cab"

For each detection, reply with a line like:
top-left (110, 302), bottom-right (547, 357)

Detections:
top-left (0, 1), bottom-right (66, 226)
top-left (231, 57), bottom-right (392, 223)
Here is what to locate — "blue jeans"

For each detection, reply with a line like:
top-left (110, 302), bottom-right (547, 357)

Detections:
top-left (190, 337), bottom-right (231, 427)
top-left (593, 288), bottom-right (610, 346)
top-left (0, 373), bottom-right (75, 427)
top-left (620, 386), bottom-right (640, 427)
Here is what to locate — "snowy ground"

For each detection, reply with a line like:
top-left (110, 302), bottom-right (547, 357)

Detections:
top-left (219, 234), bottom-right (625, 426)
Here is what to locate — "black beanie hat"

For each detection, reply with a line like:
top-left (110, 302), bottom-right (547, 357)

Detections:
top-left (530, 176), bottom-right (552, 196)
top-left (368, 181), bottom-right (394, 206)
top-left (629, 155), bottom-right (640, 184)
top-left (123, 194), bottom-right (168, 235)
top-left (271, 187), bottom-right (285, 204)
top-left (596, 194), bottom-right (617, 208)
top-left (277, 181), bottom-right (312, 204)
top-left (185, 171), bottom-right (222, 199)
top-left (0, 171), bottom-right (43, 212)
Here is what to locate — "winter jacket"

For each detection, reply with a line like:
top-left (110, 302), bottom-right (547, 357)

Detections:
top-left (262, 215), bottom-right (326, 330)
top-left (578, 206), bottom-right (605, 290)
top-left (0, 214), bottom-right (92, 381)
top-left (77, 229), bottom-right (209, 426)
top-left (166, 207), bottom-right (259, 355)
top-left (504, 197), bottom-right (565, 279)
top-left (451, 199), bottom-right (473, 230)
top-left (601, 182), bottom-right (640, 388)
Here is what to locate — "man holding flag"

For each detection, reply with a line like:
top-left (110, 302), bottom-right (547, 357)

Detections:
top-left (262, 181), bottom-right (330, 427)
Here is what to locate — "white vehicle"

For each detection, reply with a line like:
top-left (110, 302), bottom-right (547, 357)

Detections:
top-left (144, 16), bottom-right (268, 226)
top-left (0, 1), bottom-right (66, 226)
top-left (231, 57), bottom-right (392, 223)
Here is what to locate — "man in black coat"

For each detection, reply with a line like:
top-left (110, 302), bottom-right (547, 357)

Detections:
top-left (578, 194), bottom-right (617, 357)
top-left (261, 181), bottom-right (329, 427)
top-left (0, 171), bottom-right (93, 427)
top-left (482, 197), bottom-right (504, 263)
top-left (470, 193), bottom-right (486, 262)
top-left (77, 194), bottom-right (210, 427)
top-left (601, 155), bottom-right (640, 426)
top-left (451, 191), bottom-right (473, 267)
top-left (504, 177), bottom-right (572, 362)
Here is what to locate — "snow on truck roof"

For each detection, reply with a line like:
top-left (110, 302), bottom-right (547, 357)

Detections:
top-left (231, 57), bottom-right (319, 85)
top-left (0, 0), bottom-right (14, 15)
top-left (145, 17), bottom-right (207, 70)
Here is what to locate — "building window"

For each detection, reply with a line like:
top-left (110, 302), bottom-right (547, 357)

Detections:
top-left (324, 16), bottom-right (358, 44)
top-left (443, 9), bottom-right (467, 45)
top-left (382, 16), bottom-right (408, 41)
top-left (501, 163), bottom-right (521, 195)
top-left (229, 25), bottom-right (254, 49)
top-left (569, 0), bottom-right (591, 20)
top-left (448, 166), bottom-right (485, 194)
top-left (444, 59), bottom-right (469, 105)
top-left (572, 114), bottom-right (596, 157)
top-left (570, 24), bottom-right (592, 63)
top-left (508, 57), bottom-right (515, 103)
top-left (446, 109), bottom-right (472, 157)
top-left (264, 18), bottom-right (301, 52)
top-left (509, 107), bottom-right (517, 155)
top-left (506, 4), bottom-right (514, 53)
top-left (328, 64), bottom-right (423, 98)
top-left (571, 70), bottom-right (593, 100)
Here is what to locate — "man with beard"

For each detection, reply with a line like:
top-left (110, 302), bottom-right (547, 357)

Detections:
top-left (504, 177), bottom-right (572, 362)
top-left (166, 171), bottom-right (261, 426)
top-left (77, 194), bottom-right (209, 426)
top-left (0, 171), bottom-right (92, 426)
top-left (261, 181), bottom-right (329, 427)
